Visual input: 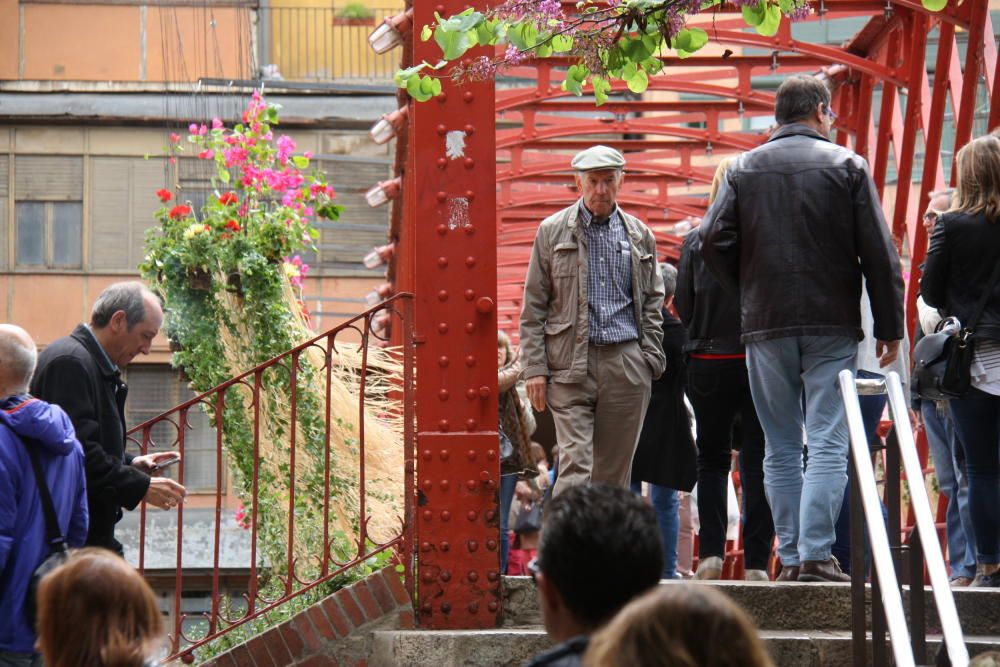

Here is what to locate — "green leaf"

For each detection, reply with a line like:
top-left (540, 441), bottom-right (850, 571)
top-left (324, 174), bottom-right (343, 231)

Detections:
top-left (625, 67), bottom-right (648, 93)
top-left (406, 73), bottom-right (432, 102)
top-left (218, 168), bottom-right (231, 183)
top-left (419, 76), bottom-right (436, 96)
top-left (620, 37), bottom-right (652, 62)
top-left (430, 77), bottom-right (442, 96)
top-left (420, 25), bottom-right (433, 41)
top-left (756, 3), bottom-right (782, 36)
top-left (552, 34), bottom-right (573, 52)
top-left (592, 75), bottom-right (611, 106)
top-left (561, 64), bottom-right (589, 96)
top-left (673, 27), bottom-right (708, 54)
top-left (476, 19), bottom-right (500, 45)
top-left (536, 42), bottom-right (553, 58)
top-left (779, 0), bottom-right (794, 11)
top-left (434, 27), bottom-right (472, 60)
top-left (508, 21), bottom-right (539, 51)
top-left (292, 155), bottom-right (310, 169)
top-left (741, 1), bottom-right (765, 26)
top-left (921, 0), bottom-right (947, 9)
top-left (394, 63), bottom-right (428, 87)
top-left (622, 61), bottom-right (638, 81)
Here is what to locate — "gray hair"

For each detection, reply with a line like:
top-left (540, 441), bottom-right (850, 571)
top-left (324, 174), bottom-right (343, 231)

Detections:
top-left (774, 75), bottom-right (831, 125)
top-left (0, 326), bottom-right (36, 393)
top-left (660, 263), bottom-right (678, 301)
top-left (91, 282), bottom-right (155, 329)
top-left (929, 187), bottom-right (956, 200)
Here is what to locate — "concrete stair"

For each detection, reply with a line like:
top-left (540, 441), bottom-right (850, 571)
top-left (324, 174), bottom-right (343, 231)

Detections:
top-left (371, 577), bottom-right (1000, 666)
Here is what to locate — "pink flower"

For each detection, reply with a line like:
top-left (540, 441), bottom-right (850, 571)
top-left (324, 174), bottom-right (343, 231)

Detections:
top-left (212, 117), bottom-right (224, 129)
top-left (198, 149), bottom-right (215, 160)
top-left (189, 123), bottom-right (199, 133)
top-left (276, 135), bottom-right (296, 164)
top-left (169, 133), bottom-right (180, 143)
top-left (198, 124), bottom-right (208, 136)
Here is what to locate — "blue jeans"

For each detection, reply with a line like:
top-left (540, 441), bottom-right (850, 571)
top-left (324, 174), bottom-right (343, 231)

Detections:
top-left (947, 387), bottom-right (1000, 565)
top-left (499, 473), bottom-right (518, 574)
top-left (922, 400), bottom-right (977, 579)
top-left (747, 336), bottom-right (856, 565)
top-left (632, 482), bottom-right (680, 578)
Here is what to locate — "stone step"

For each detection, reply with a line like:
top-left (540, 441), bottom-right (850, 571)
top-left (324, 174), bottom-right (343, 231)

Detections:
top-left (370, 627), bottom-right (1000, 667)
top-left (503, 576), bottom-right (1000, 636)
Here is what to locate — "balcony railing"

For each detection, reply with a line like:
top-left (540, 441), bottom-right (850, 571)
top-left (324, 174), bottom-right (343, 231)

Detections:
top-left (126, 294), bottom-right (414, 663)
top-left (258, 6), bottom-right (402, 83)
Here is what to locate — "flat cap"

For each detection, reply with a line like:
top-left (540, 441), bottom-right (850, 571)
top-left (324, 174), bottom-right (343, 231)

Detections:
top-left (571, 145), bottom-right (626, 172)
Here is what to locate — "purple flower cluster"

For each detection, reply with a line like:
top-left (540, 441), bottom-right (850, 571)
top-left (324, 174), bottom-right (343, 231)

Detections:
top-left (467, 56), bottom-right (497, 81)
top-left (785, 3), bottom-right (812, 21)
top-left (504, 44), bottom-right (526, 66)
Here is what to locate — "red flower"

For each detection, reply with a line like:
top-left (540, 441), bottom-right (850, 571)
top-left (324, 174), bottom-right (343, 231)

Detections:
top-left (220, 232), bottom-right (231, 241)
top-left (224, 220), bottom-right (241, 232)
top-left (169, 133), bottom-right (181, 143)
top-left (198, 149), bottom-right (215, 160)
top-left (168, 205), bottom-right (191, 219)
top-left (203, 224), bottom-right (211, 231)
top-left (156, 189), bottom-right (173, 203)
top-left (218, 192), bottom-right (238, 205)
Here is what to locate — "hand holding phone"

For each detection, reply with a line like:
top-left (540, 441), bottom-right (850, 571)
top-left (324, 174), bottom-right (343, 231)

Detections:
top-left (150, 453), bottom-right (182, 472)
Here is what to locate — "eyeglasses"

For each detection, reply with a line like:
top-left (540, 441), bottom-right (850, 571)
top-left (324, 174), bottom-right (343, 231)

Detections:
top-left (823, 105), bottom-right (838, 122)
top-left (527, 557), bottom-right (541, 584)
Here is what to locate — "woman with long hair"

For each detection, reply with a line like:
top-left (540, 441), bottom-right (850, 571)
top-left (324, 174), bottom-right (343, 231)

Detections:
top-left (583, 583), bottom-right (774, 667)
top-left (36, 548), bottom-right (164, 666)
top-left (922, 134), bottom-right (1000, 587)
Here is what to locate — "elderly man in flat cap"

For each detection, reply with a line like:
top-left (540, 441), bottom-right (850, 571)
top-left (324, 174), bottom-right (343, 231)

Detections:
top-left (520, 145), bottom-right (665, 495)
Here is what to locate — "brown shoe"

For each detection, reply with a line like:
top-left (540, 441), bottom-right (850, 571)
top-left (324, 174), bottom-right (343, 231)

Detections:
top-left (776, 565), bottom-right (800, 581)
top-left (798, 557), bottom-right (851, 583)
top-left (950, 576), bottom-right (974, 588)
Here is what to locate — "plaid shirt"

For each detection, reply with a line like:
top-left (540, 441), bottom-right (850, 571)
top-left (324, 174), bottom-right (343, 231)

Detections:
top-left (580, 203), bottom-right (638, 344)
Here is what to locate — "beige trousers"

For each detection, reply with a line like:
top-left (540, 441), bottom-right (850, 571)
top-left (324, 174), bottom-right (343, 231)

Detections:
top-left (548, 340), bottom-right (652, 495)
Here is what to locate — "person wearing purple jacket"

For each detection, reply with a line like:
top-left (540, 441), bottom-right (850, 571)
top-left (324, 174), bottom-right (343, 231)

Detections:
top-left (0, 324), bottom-right (88, 667)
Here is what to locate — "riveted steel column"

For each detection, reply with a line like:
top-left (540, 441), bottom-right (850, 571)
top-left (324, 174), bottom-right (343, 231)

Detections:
top-left (405, 0), bottom-right (499, 629)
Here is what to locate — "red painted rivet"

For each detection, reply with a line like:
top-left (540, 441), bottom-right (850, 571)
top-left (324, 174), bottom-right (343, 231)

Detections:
top-left (440, 450), bottom-right (450, 461)
top-left (479, 386), bottom-right (491, 398)
top-left (464, 124), bottom-right (475, 135)
top-left (464, 225), bottom-right (476, 235)
top-left (480, 470), bottom-right (491, 481)
top-left (423, 572), bottom-right (436, 583)
top-left (465, 355), bottom-right (476, 367)
top-left (467, 540), bottom-right (479, 552)
top-left (436, 191), bottom-right (447, 202)
top-left (437, 256), bottom-right (449, 268)
top-left (441, 479), bottom-right (450, 491)
top-left (466, 418), bottom-right (477, 430)
top-left (437, 157), bottom-right (447, 169)
top-left (465, 256), bottom-right (476, 268)
top-left (467, 449), bottom-right (477, 461)
top-left (464, 157), bottom-right (475, 169)
top-left (463, 91), bottom-right (474, 102)
top-left (423, 449), bottom-right (433, 461)
top-left (436, 124), bottom-right (447, 135)
top-left (466, 479), bottom-right (477, 491)
top-left (486, 449), bottom-right (497, 461)
top-left (476, 297), bottom-right (495, 314)
top-left (421, 541), bottom-right (432, 552)
top-left (441, 510), bottom-right (451, 521)
top-left (465, 322), bottom-right (476, 333)
top-left (441, 603), bottom-right (452, 614)
top-left (440, 541), bottom-right (450, 552)
top-left (488, 601), bottom-right (499, 612)
top-left (439, 420), bottom-right (449, 432)
top-left (485, 509), bottom-right (497, 521)
top-left (422, 510), bottom-right (433, 521)
top-left (435, 4), bottom-right (445, 12)
top-left (438, 290), bottom-right (448, 301)
top-left (466, 388), bottom-right (477, 400)
top-left (464, 289), bottom-right (475, 301)
top-left (437, 92), bottom-right (448, 103)
top-left (485, 479), bottom-right (496, 490)
top-left (486, 539), bottom-right (498, 551)
top-left (468, 602), bottom-right (479, 613)
top-left (437, 223), bottom-right (448, 235)
top-left (438, 356), bottom-right (449, 367)
top-left (438, 389), bottom-right (449, 401)
top-left (421, 603), bottom-right (433, 614)
top-left (468, 571), bottom-right (479, 582)
top-left (441, 570), bottom-right (452, 582)
top-left (438, 323), bottom-right (449, 334)
top-left (465, 190), bottom-right (475, 201)
top-left (422, 479), bottom-right (433, 491)
top-left (467, 510), bottom-right (478, 521)
top-left (487, 570), bottom-right (500, 582)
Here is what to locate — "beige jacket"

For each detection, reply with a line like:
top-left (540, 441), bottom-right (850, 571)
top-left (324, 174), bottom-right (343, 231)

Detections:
top-left (519, 200), bottom-right (666, 384)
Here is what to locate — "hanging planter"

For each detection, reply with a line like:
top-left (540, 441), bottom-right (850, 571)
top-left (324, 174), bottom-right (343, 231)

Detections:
top-left (225, 270), bottom-right (243, 294)
top-left (187, 269), bottom-right (212, 291)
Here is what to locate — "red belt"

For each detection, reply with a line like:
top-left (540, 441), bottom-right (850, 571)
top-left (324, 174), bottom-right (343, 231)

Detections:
top-left (689, 353), bottom-right (746, 360)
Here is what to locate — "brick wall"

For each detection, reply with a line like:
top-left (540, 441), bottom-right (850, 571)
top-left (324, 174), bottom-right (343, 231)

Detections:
top-left (205, 566), bottom-right (414, 667)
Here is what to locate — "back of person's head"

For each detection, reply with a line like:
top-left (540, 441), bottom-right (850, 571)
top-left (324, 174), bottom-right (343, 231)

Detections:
top-left (583, 583), bottom-right (775, 667)
top-left (91, 282), bottom-right (156, 330)
top-left (0, 324), bottom-right (36, 395)
top-left (774, 75), bottom-right (831, 126)
top-left (660, 263), bottom-right (678, 301)
top-left (537, 484), bottom-right (663, 629)
top-left (953, 134), bottom-right (1000, 221)
top-left (971, 651), bottom-right (1000, 667)
top-left (37, 548), bottom-right (163, 667)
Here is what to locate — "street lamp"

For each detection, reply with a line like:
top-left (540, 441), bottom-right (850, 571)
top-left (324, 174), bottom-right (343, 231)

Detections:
top-left (365, 177), bottom-right (402, 208)
top-left (368, 8), bottom-right (413, 54)
top-left (370, 106), bottom-right (409, 145)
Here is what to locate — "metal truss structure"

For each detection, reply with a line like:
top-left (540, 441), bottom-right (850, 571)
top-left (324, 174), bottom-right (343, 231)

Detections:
top-left (393, 0), bottom-right (999, 629)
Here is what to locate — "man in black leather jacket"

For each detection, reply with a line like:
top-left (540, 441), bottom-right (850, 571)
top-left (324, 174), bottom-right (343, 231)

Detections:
top-left (700, 75), bottom-right (905, 582)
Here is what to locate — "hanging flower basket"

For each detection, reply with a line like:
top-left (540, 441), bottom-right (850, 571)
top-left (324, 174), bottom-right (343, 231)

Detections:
top-left (188, 269), bottom-right (212, 291)
top-left (225, 270), bottom-right (243, 294)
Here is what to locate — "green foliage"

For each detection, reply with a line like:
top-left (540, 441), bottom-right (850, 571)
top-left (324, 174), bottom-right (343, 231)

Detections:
top-left (921, 0), bottom-right (947, 9)
top-left (336, 3), bottom-right (374, 20)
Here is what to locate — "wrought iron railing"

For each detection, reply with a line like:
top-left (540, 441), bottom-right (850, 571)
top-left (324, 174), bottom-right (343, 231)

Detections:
top-left (258, 5), bottom-right (402, 83)
top-left (127, 294), bottom-right (414, 663)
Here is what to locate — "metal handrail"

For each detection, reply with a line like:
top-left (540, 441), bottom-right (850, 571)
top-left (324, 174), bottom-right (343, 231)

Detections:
top-left (839, 369), bottom-right (914, 667)
top-left (884, 372), bottom-right (969, 667)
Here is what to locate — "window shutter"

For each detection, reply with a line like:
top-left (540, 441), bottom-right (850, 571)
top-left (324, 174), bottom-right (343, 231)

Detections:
top-left (15, 156), bottom-right (83, 200)
top-left (318, 159), bottom-right (390, 266)
top-left (131, 159), bottom-right (168, 267)
top-left (90, 157), bottom-right (131, 269)
top-left (0, 199), bottom-right (7, 270)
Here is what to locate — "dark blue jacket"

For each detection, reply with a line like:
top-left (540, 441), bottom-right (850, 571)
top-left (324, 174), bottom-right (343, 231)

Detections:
top-left (0, 396), bottom-right (88, 654)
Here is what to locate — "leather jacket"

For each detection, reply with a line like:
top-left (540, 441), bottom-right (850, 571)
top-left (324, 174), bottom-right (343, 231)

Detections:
top-left (921, 210), bottom-right (1000, 342)
top-left (699, 123), bottom-right (905, 344)
top-left (675, 231), bottom-right (743, 354)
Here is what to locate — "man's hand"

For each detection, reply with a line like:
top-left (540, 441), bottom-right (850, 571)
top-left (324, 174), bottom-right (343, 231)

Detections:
top-left (143, 477), bottom-right (187, 510)
top-left (132, 451), bottom-right (181, 477)
top-left (525, 376), bottom-right (547, 412)
top-left (876, 340), bottom-right (901, 367)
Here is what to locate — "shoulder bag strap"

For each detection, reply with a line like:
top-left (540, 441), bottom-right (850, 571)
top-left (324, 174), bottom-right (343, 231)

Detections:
top-left (22, 436), bottom-right (67, 552)
top-left (965, 258), bottom-right (1000, 333)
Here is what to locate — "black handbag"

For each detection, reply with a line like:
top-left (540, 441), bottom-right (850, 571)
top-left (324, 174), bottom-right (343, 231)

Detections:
top-left (22, 436), bottom-right (70, 629)
top-left (913, 260), bottom-right (1000, 400)
top-left (513, 501), bottom-right (542, 535)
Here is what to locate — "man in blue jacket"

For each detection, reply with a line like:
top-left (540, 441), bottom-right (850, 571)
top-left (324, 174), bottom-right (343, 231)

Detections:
top-left (0, 324), bottom-right (88, 667)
